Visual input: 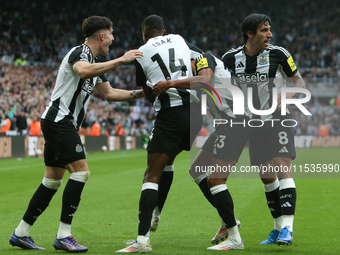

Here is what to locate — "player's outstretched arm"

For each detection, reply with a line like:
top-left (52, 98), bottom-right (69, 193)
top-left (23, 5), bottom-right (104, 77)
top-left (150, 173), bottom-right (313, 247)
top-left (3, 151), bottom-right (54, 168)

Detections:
top-left (95, 81), bottom-right (144, 102)
top-left (73, 50), bottom-right (143, 80)
top-left (153, 68), bottom-right (214, 96)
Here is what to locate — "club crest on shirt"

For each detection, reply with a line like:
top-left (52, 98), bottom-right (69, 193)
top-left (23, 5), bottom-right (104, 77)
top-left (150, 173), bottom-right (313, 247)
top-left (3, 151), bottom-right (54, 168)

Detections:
top-left (75, 144), bottom-right (83, 153)
top-left (258, 56), bottom-right (268, 65)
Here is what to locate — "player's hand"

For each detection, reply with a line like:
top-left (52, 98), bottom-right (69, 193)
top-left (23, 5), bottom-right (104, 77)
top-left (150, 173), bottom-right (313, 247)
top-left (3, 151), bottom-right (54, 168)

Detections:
top-left (153, 80), bottom-right (172, 96)
top-left (121, 50), bottom-right (143, 63)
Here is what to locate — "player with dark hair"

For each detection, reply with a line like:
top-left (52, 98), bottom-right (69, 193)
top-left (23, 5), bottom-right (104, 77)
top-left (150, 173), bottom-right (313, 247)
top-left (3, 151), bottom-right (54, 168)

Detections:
top-left (9, 15), bottom-right (143, 253)
top-left (222, 13), bottom-right (306, 246)
top-left (116, 14), bottom-right (202, 253)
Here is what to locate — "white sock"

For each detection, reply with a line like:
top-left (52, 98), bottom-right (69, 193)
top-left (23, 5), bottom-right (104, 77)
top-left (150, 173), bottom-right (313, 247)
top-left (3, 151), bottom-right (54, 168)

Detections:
top-left (281, 215), bottom-right (294, 232)
top-left (57, 222), bottom-right (71, 239)
top-left (15, 220), bottom-right (32, 237)
top-left (137, 235), bottom-right (149, 244)
top-left (274, 215), bottom-right (283, 231)
top-left (227, 225), bottom-right (242, 244)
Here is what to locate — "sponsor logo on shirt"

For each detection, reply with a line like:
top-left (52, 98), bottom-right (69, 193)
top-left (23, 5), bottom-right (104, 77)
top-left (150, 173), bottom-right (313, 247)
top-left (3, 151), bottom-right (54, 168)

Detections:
top-left (237, 72), bottom-right (269, 84)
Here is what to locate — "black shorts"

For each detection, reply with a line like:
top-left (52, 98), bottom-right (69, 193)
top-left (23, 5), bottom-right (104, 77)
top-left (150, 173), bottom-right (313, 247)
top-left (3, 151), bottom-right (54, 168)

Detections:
top-left (202, 115), bottom-right (250, 162)
top-left (41, 118), bottom-right (86, 168)
top-left (147, 103), bottom-right (202, 157)
top-left (249, 115), bottom-right (296, 166)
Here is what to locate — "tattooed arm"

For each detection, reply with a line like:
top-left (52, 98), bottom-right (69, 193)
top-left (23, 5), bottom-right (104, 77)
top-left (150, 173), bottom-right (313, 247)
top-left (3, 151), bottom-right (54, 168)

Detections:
top-left (288, 70), bottom-right (306, 93)
top-left (96, 81), bottom-right (144, 102)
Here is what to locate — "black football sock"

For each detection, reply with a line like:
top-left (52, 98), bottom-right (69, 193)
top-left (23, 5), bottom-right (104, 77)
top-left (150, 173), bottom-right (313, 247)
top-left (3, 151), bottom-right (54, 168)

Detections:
top-left (279, 179), bottom-right (297, 216)
top-left (60, 179), bottom-right (85, 224)
top-left (211, 184), bottom-right (236, 228)
top-left (138, 182), bottom-right (158, 236)
top-left (156, 167), bottom-right (173, 213)
top-left (198, 177), bottom-right (216, 207)
top-left (23, 184), bottom-right (57, 225)
top-left (263, 179), bottom-right (282, 220)
top-left (265, 187), bottom-right (282, 218)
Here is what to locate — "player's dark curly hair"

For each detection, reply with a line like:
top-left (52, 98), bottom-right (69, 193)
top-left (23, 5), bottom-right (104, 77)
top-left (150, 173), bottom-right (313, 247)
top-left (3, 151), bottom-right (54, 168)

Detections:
top-left (241, 13), bottom-right (271, 44)
top-left (82, 16), bottom-right (113, 38)
top-left (142, 14), bottom-right (164, 31)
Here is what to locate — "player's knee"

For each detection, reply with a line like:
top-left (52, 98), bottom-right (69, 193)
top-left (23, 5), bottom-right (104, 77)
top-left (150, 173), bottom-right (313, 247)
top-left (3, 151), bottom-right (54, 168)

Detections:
top-left (70, 171), bottom-right (90, 183)
top-left (273, 156), bottom-right (291, 167)
top-left (207, 177), bottom-right (225, 188)
top-left (42, 177), bottom-right (63, 190)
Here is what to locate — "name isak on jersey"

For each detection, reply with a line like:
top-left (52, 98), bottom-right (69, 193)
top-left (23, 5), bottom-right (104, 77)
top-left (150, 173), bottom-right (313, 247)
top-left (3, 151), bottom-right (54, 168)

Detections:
top-left (151, 38), bottom-right (172, 47)
top-left (82, 80), bottom-right (94, 94)
top-left (237, 72), bottom-right (268, 84)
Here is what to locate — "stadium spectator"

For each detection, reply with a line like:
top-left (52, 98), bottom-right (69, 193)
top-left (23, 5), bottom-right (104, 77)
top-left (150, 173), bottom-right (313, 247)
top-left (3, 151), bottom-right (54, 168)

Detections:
top-left (16, 111), bottom-right (28, 135)
top-left (90, 122), bottom-right (101, 136)
top-left (0, 114), bottom-right (11, 135)
top-left (115, 122), bottom-right (124, 136)
top-left (29, 114), bottom-right (41, 136)
top-left (9, 15), bottom-right (144, 253)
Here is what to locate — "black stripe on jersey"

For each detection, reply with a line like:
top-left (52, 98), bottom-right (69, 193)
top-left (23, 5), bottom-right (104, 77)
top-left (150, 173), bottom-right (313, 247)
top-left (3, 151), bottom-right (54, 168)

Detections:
top-left (45, 98), bottom-right (61, 121)
top-left (177, 89), bottom-right (190, 105)
top-left (77, 94), bottom-right (89, 129)
top-left (68, 78), bottom-right (87, 118)
top-left (245, 55), bottom-right (261, 119)
top-left (222, 49), bottom-right (240, 73)
top-left (158, 92), bottom-right (171, 110)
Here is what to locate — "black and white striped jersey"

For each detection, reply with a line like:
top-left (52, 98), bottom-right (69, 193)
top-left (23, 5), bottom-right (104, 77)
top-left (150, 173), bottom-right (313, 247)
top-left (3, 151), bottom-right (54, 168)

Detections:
top-left (195, 53), bottom-right (248, 118)
top-left (41, 44), bottom-right (107, 130)
top-left (136, 34), bottom-right (202, 112)
top-left (222, 44), bottom-right (298, 120)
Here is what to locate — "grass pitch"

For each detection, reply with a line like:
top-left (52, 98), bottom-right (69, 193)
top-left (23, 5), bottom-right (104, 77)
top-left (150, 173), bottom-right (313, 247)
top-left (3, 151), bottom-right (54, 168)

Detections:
top-left (1, 148), bottom-right (339, 254)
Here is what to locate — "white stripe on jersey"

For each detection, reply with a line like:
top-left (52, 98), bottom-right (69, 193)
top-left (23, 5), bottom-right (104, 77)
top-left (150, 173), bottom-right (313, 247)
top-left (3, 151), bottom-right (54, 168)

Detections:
top-left (137, 34), bottom-right (199, 111)
top-left (222, 46), bottom-right (243, 59)
top-left (268, 45), bottom-right (290, 58)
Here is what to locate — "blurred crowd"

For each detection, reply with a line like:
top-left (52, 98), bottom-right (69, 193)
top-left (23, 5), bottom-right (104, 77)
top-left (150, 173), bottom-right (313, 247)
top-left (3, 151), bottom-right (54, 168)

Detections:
top-left (0, 0), bottom-right (339, 136)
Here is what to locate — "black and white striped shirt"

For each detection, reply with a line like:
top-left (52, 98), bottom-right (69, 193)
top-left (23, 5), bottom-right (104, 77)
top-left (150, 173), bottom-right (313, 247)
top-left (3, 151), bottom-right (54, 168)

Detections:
top-left (136, 34), bottom-right (202, 112)
top-left (222, 44), bottom-right (298, 120)
top-left (41, 44), bottom-right (107, 130)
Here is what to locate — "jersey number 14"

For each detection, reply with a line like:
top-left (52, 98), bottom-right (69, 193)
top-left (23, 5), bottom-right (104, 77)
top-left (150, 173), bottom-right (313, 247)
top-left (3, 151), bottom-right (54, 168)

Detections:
top-left (151, 48), bottom-right (187, 80)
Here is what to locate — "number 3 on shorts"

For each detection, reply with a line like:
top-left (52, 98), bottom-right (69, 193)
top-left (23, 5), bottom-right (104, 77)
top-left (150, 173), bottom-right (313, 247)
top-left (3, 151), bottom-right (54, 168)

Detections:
top-left (215, 135), bottom-right (226, 149)
top-left (278, 131), bottom-right (288, 145)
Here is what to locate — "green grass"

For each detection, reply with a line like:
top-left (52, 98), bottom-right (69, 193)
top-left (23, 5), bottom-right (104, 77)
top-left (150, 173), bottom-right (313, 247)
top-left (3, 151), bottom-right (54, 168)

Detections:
top-left (1, 148), bottom-right (340, 254)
